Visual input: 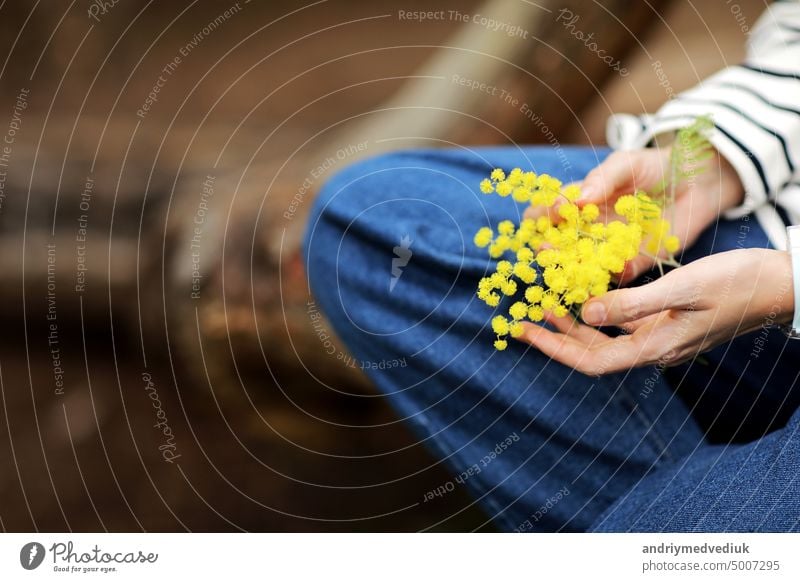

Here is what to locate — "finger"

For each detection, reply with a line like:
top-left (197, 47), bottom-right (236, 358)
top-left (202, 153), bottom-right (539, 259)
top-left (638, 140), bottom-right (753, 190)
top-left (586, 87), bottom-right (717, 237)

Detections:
top-left (520, 324), bottom-right (645, 375)
top-left (518, 323), bottom-right (601, 373)
top-left (523, 204), bottom-right (554, 222)
top-left (541, 313), bottom-right (609, 344)
top-left (522, 202), bottom-right (563, 224)
top-left (617, 254), bottom-right (656, 286)
top-left (615, 191), bottom-right (709, 286)
top-left (612, 188), bottom-right (721, 288)
top-left (665, 184), bottom-right (716, 253)
top-left (579, 151), bottom-right (634, 204)
top-left (581, 269), bottom-right (698, 327)
top-left (581, 149), bottom-right (668, 205)
top-left (621, 310), bottom-right (698, 366)
top-left (617, 312), bottom-right (660, 334)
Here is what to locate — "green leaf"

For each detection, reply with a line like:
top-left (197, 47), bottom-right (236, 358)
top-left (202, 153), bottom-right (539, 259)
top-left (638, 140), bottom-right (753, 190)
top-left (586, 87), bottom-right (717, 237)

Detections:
top-left (670, 115), bottom-right (715, 184)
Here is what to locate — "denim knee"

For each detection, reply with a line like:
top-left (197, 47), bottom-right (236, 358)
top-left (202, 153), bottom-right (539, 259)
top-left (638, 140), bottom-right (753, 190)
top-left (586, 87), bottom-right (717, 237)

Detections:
top-left (302, 149), bottom-right (419, 278)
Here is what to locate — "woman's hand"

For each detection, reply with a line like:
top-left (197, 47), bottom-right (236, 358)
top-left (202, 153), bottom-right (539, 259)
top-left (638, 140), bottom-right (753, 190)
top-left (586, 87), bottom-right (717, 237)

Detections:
top-left (525, 146), bottom-right (746, 284)
top-left (516, 249), bottom-right (794, 376)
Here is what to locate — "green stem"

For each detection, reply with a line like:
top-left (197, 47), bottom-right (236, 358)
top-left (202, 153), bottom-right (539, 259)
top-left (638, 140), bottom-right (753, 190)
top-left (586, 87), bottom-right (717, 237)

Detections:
top-left (576, 229), bottom-right (603, 241)
top-left (668, 149), bottom-right (678, 236)
top-left (641, 250), bottom-right (681, 269)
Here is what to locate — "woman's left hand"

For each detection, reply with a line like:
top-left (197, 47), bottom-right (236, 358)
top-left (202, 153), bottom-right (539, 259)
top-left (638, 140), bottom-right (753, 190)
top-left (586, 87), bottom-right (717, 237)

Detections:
top-left (517, 248), bottom-right (795, 376)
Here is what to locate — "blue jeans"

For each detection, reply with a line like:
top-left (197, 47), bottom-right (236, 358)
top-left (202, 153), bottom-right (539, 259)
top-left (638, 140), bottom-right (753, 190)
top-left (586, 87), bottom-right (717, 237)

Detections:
top-left (303, 146), bottom-right (800, 532)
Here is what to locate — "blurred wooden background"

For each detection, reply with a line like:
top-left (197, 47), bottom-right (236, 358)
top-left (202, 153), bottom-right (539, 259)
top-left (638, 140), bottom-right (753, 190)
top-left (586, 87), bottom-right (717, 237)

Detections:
top-left (0, 0), bottom-right (764, 531)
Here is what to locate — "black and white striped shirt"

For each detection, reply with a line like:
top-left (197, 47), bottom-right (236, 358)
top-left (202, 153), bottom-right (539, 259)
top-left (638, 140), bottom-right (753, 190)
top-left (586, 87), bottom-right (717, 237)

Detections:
top-left (607, 0), bottom-right (800, 248)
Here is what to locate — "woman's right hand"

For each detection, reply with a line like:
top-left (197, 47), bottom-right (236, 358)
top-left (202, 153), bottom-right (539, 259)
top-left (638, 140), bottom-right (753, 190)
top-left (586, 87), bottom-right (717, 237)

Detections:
top-left (517, 247), bottom-right (793, 375)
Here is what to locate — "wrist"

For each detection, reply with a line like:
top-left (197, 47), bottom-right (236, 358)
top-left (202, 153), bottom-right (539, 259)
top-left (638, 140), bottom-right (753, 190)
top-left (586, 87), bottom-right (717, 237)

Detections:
top-left (764, 249), bottom-right (795, 326)
top-left (783, 227), bottom-right (800, 334)
top-left (711, 149), bottom-right (745, 212)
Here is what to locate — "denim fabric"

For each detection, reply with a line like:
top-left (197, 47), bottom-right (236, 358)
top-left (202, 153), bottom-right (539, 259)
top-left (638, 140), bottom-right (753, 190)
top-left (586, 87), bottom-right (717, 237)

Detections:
top-left (303, 145), bottom-right (800, 532)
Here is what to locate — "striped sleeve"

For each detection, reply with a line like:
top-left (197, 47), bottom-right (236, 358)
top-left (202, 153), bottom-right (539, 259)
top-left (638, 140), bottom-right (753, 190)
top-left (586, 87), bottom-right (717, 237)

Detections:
top-left (607, 0), bottom-right (800, 222)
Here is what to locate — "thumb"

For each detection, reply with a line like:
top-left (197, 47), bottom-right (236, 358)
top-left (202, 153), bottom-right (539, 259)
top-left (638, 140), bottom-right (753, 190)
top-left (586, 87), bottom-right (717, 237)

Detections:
top-left (579, 152), bottom-right (629, 204)
top-left (580, 149), bottom-right (667, 205)
top-left (581, 270), bottom-right (697, 326)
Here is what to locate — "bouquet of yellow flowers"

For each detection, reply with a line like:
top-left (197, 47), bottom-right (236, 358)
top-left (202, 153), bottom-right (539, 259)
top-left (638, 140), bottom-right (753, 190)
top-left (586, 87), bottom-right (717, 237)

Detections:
top-left (474, 117), bottom-right (713, 350)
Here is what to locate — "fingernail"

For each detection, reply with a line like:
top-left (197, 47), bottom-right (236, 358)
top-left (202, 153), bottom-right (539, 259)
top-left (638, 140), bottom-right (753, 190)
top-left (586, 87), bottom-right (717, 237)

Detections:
top-left (582, 302), bottom-right (605, 324)
top-left (580, 185), bottom-right (596, 199)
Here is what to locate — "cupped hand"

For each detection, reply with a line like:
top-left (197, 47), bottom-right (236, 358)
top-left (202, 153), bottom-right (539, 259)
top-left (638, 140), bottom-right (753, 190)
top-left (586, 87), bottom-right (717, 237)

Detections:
top-left (525, 146), bottom-right (745, 284)
top-left (517, 248), bottom-right (794, 376)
